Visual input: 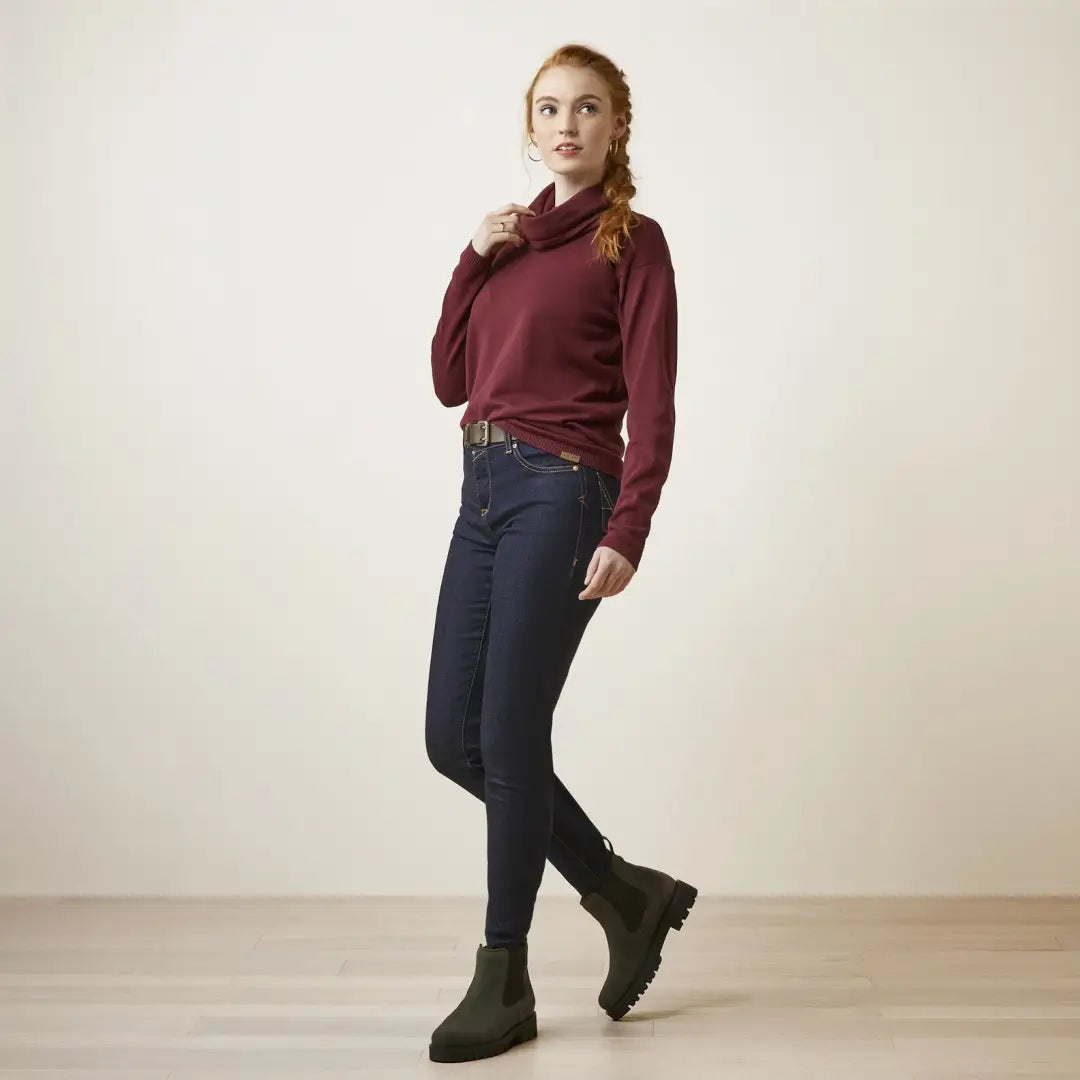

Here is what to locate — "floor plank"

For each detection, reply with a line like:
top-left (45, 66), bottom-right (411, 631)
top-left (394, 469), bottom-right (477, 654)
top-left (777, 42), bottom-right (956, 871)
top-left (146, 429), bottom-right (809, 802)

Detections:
top-left (0, 896), bottom-right (1078, 1077)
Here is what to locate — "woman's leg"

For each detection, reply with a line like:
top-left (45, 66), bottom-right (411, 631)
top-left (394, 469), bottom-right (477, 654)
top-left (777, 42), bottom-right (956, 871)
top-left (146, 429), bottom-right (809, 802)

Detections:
top-left (425, 445), bottom-right (615, 934)
top-left (479, 506), bottom-right (607, 947)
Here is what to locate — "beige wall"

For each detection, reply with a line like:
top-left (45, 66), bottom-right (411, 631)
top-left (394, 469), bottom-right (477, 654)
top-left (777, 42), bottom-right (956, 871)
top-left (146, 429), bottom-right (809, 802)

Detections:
top-left (2, 0), bottom-right (1078, 897)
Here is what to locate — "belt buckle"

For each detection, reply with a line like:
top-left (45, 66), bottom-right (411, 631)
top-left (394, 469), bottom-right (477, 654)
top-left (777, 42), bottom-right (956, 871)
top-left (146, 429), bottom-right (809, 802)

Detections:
top-left (463, 420), bottom-right (489, 448)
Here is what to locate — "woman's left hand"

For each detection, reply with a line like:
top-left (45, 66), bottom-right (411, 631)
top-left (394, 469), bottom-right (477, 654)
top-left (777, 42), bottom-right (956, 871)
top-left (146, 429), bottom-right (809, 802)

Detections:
top-left (579, 546), bottom-right (636, 600)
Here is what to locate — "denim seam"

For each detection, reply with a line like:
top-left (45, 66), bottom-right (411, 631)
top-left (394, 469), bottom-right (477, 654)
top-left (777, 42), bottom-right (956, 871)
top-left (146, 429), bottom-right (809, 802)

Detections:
top-left (571, 465), bottom-right (586, 581)
top-left (460, 601), bottom-right (490, 770)
top-left (553, 517), bottom-right (605, 895)
top-left (595, 469), bottom-right (616, 532)
top-left (596, 469), bottom-right (615, 511)
top-left (550, 826), bottom-right (605, 895)
top-left (469, 447), bottom-right (486, 511)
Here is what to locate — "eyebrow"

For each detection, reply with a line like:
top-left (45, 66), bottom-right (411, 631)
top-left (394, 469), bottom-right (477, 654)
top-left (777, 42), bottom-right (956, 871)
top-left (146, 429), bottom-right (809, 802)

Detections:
top-left (535, 94), bottom-right (602, 104)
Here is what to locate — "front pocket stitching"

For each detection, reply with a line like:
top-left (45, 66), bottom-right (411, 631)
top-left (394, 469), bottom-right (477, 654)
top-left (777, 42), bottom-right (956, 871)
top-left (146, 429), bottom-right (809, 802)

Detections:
top-left (596, 470), bottom-right (616, 511)
top-left (571, 465), bottom-right (586, 582)
top-left (510, 439), bottom-right (577, 474)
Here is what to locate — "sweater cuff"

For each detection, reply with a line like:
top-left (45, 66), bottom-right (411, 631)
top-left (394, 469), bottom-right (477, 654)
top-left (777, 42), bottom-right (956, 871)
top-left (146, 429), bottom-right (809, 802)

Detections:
top-left (598, 531), bottom-right (643, 572)
top-left (459, 240), bottom-right (495, 272)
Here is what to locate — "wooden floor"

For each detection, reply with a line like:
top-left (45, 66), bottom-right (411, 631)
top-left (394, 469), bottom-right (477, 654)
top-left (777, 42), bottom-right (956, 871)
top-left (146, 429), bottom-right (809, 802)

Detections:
top-left (1, 895), bottom-right (1079, 1078)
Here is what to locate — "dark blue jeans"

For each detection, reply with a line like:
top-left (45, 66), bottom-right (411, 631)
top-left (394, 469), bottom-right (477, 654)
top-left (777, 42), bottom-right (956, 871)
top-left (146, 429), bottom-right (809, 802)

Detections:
top-left (425, 428), bottom-right (622, 949)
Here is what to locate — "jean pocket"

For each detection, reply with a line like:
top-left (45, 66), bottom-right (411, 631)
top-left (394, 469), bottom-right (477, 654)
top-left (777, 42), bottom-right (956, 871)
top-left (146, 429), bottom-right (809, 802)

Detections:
top-left (595, 469), bottom-right (620, 531)
top-left (509, 437), bottom-right (579, 474)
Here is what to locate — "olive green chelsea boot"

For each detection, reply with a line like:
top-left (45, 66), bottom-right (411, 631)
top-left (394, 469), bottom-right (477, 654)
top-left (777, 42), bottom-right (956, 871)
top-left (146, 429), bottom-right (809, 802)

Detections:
top-left (428, 941), bottom-right (537, 1062)
top-left (580, 839), bottom-right (698, 1020)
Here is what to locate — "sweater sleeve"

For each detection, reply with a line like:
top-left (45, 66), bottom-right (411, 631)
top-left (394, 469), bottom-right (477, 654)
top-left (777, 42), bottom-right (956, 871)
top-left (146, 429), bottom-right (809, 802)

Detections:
top-left (598, 257), bottom-right (679, 570)
top-left (430, 241), bottom-right (496, 407)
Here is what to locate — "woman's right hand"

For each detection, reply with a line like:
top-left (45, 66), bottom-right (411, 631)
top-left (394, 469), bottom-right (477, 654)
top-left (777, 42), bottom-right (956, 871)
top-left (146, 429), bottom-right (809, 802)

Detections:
top-left (471, 203), bottom-right (536, 257)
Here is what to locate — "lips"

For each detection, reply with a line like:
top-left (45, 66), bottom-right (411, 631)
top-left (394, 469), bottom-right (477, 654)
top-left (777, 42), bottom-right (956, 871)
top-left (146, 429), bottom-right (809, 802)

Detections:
top-left (555, 144), bottom-right (582, 151)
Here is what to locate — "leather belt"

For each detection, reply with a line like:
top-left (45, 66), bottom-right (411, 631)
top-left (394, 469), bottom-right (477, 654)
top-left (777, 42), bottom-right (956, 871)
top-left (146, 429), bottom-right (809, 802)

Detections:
top-left (462, 420), bottom-right (510, 448)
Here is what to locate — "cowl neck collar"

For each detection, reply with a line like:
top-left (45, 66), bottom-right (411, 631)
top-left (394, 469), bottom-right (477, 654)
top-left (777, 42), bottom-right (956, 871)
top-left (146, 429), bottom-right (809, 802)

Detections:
top-left (519, 180), bottom-right (609, 251)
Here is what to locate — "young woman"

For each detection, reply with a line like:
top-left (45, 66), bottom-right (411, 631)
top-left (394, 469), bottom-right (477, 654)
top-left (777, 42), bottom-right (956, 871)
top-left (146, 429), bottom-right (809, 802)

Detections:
top-left (425, 43), bottom-right (696, 1063)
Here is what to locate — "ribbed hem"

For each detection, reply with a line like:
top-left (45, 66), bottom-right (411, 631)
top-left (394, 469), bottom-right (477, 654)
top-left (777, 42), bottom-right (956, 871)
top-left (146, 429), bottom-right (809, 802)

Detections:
top-left (458, 240), bottom-right (495, 273)
top-left (495, 419), bottom-right (624, 481)
top-left (595, 530), bottom-right (644, 571)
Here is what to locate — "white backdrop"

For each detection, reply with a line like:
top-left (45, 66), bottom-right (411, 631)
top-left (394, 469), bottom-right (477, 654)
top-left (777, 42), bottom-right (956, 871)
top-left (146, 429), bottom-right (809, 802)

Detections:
top-left (2, 0), bottom-right (1078, 897)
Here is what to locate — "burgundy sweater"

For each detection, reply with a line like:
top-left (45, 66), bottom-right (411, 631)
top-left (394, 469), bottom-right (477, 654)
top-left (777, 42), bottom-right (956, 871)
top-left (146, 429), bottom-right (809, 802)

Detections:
top-left (430, 180), bottom-right (678, 570)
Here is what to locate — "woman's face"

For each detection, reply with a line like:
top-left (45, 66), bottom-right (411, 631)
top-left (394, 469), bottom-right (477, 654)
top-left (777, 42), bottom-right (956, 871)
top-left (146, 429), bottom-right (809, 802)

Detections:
top-left (529, 66), bottom-right (626, 183)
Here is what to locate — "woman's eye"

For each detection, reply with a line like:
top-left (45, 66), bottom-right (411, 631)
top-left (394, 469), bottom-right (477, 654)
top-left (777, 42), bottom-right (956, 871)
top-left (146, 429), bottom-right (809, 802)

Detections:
top-left (539, 103), bottom-right (598, 116)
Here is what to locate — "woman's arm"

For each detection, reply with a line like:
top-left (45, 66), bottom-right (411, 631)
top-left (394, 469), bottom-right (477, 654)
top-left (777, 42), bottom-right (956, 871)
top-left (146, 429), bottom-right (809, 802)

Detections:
top-left (430, 241), bottom-right (496, 407)
top-left (600, 240), bottom-right (679, 570)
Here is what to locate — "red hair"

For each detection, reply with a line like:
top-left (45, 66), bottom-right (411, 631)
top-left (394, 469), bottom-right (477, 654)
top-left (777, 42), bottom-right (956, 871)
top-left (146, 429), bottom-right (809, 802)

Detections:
top-left (523, 44), bottom-right (641, 266)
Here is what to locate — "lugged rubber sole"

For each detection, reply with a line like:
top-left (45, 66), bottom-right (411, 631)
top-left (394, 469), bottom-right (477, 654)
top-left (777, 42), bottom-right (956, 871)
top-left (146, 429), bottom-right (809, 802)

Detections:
top-left (428, 1010), bottom-right (537, 1062)
top-left (604, 878), bottom-right (698, 1021)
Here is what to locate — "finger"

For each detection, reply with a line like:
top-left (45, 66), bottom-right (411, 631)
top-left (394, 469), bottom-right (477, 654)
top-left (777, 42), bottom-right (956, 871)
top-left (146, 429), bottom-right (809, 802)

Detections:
top-left (492, 214), bottom-right (533, 236)
top-left (492, 212), bottom-right (528, 230)
top-left (497, 203), bottom-right (537, 216)
top-left (585, 564), bottom-right (612, 599)
top-left (586, 580), bottom-right (615, 600)
top-left (488, 217), bottom-right (528, 244)
top-left (579, 567), bottom-right (605, 599)
top-left (582, 548), bottom-right (601, 588)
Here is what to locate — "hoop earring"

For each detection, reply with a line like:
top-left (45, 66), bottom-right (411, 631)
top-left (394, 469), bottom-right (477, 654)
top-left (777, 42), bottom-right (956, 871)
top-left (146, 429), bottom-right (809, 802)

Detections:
top-left (527, 141), bottom-right (542, 162)
top-left (609, 139), bottom-right (618, 157)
